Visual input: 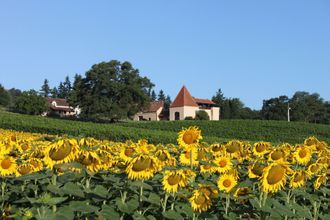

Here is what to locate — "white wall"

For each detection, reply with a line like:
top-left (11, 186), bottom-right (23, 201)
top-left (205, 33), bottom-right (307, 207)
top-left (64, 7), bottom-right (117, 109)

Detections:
top-left (169, 106), bottom-right (199, 120)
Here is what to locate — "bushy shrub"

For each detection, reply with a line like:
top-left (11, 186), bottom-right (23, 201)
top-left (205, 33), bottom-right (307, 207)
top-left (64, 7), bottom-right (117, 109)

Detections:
top-left (195, 110), bottom-right (209, 120)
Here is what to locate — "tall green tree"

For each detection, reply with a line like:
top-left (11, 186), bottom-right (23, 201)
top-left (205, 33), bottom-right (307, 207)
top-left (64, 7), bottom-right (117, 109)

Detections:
top-left (0, 84), bottom-right (10, 107)
top-left (151, 90), bottom-right (157, 101)
top-left (40, 79), bottom-right (51, 97)
top-left (50, 87), bottom-right (58, 98)
top-left (13, 90), bottom-right (47, 115)
top-left (261, 96), bottom-right (289, 120)
top-left (158, 90), bottom-right (166, 101)
top-left (74, 60), bottom-right (154, 121)
top-left (68, 74), bottom-right (83, 107)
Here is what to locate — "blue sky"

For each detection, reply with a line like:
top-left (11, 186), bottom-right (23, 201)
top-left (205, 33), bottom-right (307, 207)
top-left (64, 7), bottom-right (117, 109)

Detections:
top-left (0, 1), bottom-right (329, 110)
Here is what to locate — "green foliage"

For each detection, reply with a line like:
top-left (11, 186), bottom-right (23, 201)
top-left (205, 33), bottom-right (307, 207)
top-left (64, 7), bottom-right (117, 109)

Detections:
top-left (40, 79), bottom-right (51, 97)
top-left (261, 96), bottom-right (289, 120)
top-left (195, 110), bottom-right (209, 120)
top-left (0, 84), bottom-right (10, 107)
top-left (71, 60), bottom-right (154, 121)
top-left (0, 111), bottom-right (329, 144)
top-left (12, 90), bottom-right (48, 115)
top-left (184, 116), bottom-right (194, 120)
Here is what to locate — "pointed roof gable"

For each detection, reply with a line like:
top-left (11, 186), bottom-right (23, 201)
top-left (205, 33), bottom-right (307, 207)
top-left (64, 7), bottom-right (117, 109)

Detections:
top-left (170, 86), bottom-right (198, 108)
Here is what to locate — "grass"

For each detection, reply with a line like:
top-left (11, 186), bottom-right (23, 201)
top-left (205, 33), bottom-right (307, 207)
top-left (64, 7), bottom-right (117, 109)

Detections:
top-left (0, 110), bottom-right (329, 144)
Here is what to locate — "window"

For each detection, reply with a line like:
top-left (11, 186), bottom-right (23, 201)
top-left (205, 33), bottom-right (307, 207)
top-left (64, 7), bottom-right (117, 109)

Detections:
top-left (139, 116), bottom-right (143, 121)
top-left (149, 118), bottom-right (151, 121)
top-left (175, 112), bottom-right (180, 120)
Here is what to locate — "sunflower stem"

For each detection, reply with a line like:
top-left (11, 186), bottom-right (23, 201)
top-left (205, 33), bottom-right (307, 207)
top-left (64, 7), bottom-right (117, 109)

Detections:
top-left (225, 194), bottom-right (230, 216)
top-left (162, 193), bottom-right (169, 212)
top-left (139, 180), bottom-right (144, 214)
top-left (171, 192), bottom-right (176, 210)
top-left (51, 173), bottom-right (57, 186)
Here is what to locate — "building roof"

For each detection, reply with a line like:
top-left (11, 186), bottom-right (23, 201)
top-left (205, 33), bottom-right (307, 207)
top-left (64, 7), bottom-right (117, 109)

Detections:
top-left (47, 98), bottom-right (70, 107)
top-left (170, 86), bottom-right (199, 108)
top-left (50, 106), bottom-right (74, 112)
top-left (144, 101), bottom-right (164, 113)
top-left (193, 98), bottom-right (216, 105)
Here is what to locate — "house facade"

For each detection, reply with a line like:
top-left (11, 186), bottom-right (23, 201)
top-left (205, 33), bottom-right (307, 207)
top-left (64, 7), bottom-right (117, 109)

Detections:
top-left (133, 101), bottom-right (164, 121)
top-left (169, 86), bottom-right (220, 120)
top-left (44, 98), bottom-right (80, 117)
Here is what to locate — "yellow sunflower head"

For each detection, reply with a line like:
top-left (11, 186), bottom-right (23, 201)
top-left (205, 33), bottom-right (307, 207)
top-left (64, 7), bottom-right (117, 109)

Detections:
top-left (268, 149), bottom-right (286, 163)
top-left (126, 155), bottom-right (160, 180)
top-left (43, 138), bottom-right (79, 169)
top-left (233, 187), bottom-right (251, 203)
top-left (224, 140), bottom-right (242, 158)
top-left (217, 173), bottom-right (237, 193)
top-left (289, 170), bottom-right (306, 189)
top-left (293, 145), bottom-right (312, 165)
top-left (213, 156), bottom-right (232, 173)
top-left (253, 142), bottom-right (271, 157)
top-left (199, 164), bottom-right (218, 174)
top-left (154, 149), bottom-right (176, 167)
top-left (307, 163), bottom-right (322, 177)
top-left (314, 173), bottom-right (327, 189)
top-left (16, 164), bottom-right (35, 176)
top-left (304, 136), bottom-right (319, 147)
top-left (162, 170), bottom-right (189, 193)
top-left (27, 158), bottom-right (43, 172)
top-left (189, 188), bottom-right (212, 213)
top-left (209, 144), bottom-right (225, 156)
top-left (248, 162), bottom-right (265, 179)
top-left (261, 163), bottom-right (289, 193)
top-left (0, 156), bottom-right (17, 176)
top-left (179, 149), bottom-right (199, 166)
top-left (119, 145), bottom-right (137, 163)
top-left (77, 151), bottom-right (101, 172)
top-left (177, 126), bottom-right (202, 150)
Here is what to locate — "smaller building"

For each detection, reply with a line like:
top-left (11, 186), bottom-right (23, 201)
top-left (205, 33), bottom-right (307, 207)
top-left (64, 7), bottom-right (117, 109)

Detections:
top-left (44, 98), bottom-right (80, 117)
top-left (133, 101), bottom-right (164, 121)
top-left (169, 86), bottom-right (220, 120)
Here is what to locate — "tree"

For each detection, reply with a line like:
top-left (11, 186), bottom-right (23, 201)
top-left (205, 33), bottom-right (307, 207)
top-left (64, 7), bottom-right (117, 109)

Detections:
top-left (261, 96), bottom-right (289, 120)
top-left (7, 88), bottom-right (22, 107)
top-left (40, 79), bottom-right (51, 97)
top-left (74, 60), bottom-right (154, 121)
top-left (50, 87), bottom-right (58, 98)
top-left (0, 84), bottom-right (10, 107)
top-left (195, 110), bottom-right (210, 120)
top-left (151, 90), bottom-right (157, 101)
top-left (158, 90), bottom-right (166, 101)
top-left (68, 74), bottom-right (83, 107)
top-left (13, 90), bottom-right (47, 115)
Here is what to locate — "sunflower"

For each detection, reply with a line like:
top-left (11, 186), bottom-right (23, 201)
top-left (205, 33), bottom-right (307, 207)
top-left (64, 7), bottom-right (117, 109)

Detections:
top-left (43, 139), bottom-right (79, 169)
top-left (307, 163), bottom-right (322, 177)
top-left (76, 151), bottom-right (102, 172)
top-left (248, 162), bottom-right (265, 179)
top-left (224, 140), bottom-right (242, 158)
top-left (289, 170), bottom-right (307, 189)
top-left (26, 158), bottom-right (43, 172)
top-left (177, 126), bottom-right (202, 150)
top-left (96, 149), bottom-right (115, 170)
top-left (16, 140), bottom-right (31, 153)
top-left (253, 142), bottom-right (271, 157)
top-left (304, 136), bottom-right (319, 147)
top-left (233, 187), bottom-right (250, 203)
top-left (213, 156), bottom-right (232, 173)
top-left (0, 156), bottom-right (17, 176)
top-left (268, 149), bottom-right (286, 163)
top-left (179, 149), bottom-right (199, 166)
top-left (200, 164), bottom-right (218, 174)
top-left (190, 187), bottom-right (215, 213)
top-left (260, 163), bottom-right (289, 193)
top-left (314, 173), bottom-right (327, 189)
top-left (209, 144), bottom-right (224, 156)
top-left (16, 164), bottom-right (35, 176)
top-left (154, 149), bottom-right (176, 168)
top-left (162, 170), bottom-right (189, 193)
top-left (126, 154), bottom-right (159, 180)
top-left (217, 173), bottom-right (237, 193)
top-left (119, 145), bottom-right (137, 163)
top-left (293, 145), bottom-right (312, 165)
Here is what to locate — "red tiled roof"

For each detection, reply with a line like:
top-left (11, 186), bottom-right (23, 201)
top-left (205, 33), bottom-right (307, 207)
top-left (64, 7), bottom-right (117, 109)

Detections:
top-left (47, 98), bottom-right (70, 107)
top-left (144, 101), bottom-right (164, 112)
top-left (193, 98), bottom-right (216, 105)
top-left (170, 86), bottom-right (198, 108)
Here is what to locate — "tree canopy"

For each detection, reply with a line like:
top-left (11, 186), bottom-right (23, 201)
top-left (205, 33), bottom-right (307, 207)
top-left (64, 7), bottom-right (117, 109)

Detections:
top-left (13, 90), bottom-right (47, 115)
top-left (69, 60), bottom-right (154, 121)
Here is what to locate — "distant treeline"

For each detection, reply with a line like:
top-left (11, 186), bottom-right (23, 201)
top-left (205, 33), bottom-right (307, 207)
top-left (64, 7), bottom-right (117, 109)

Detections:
top-left (0, 59), bottom-right (329, 124)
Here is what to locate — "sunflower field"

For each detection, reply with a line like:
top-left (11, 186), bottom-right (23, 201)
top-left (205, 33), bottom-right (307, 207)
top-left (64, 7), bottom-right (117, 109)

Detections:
top-left (0, 127), bottom-right (329, 220)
